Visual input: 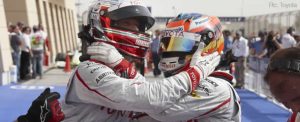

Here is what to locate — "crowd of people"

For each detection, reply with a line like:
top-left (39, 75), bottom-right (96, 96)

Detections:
top-left (8, 22), bottom-right (49, 82)
top-left (220, 27), bottom-right (300, 88)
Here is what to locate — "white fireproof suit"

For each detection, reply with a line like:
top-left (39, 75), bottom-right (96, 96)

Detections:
top-left (288, 112), bottom-right (300, 122)
top-left (62, 60), bottom-right (241, 122)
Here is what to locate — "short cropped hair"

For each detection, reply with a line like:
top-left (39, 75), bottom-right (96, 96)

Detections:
top-left (264, 47), bottom-right (300, 81)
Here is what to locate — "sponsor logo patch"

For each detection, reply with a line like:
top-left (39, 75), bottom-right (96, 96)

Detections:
top-left (99, 106), bottom-right (135, 119)
top-left (206, 79), bottom-right (219, 87)
top-left (90, 65), bottom-right (107, 74)
top-left (85, 62), bottom-right (95, 68)
top-left (163, 27), bottom-right (184, 37)
top-left (95, 71), bottom-right (115, 84)
top-left (198, 85), bottom-right (211, 96)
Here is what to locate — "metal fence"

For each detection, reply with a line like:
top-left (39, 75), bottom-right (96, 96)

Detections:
top-left (245, 56), bottom-right (289, 110)
top-left (245, 57), bottom-right (272, 97)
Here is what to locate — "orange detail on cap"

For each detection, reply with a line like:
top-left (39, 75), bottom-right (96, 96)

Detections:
top-left (203, 40), bottom-right (216, 54)
top-left (203, 37), bottom-right (224, 54)
top-left (184, 19), bottom-right (191, 31)
top-left (217, 41), bottom-right (224, 54)
top-left (166, 20), bottom-right (185, 28)
top-left (210, 16), bottom-right (221, 25)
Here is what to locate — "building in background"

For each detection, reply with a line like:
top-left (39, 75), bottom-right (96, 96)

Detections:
top-left (0, 0), bottom-right (79, 85)
top-left (245, 11), bottom-right (300, 36)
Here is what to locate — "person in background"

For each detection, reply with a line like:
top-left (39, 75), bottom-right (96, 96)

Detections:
top-left (293, 32), bottom-right (300, 47)
top-left (232, 30), bottom-right (249, 88)
top-left (223, 30), bottom-right (233, 53)
top-left (250, 31), bottom-right (266, 57)
top-left (20, 26), bottom-right (32, 80)
top-left (281, 27), bottom-right (297, 48)
top-left (8, 24), bottom-right (15, 35)
top-left (38, 24), bottom-right (50, 66)
top-left (150, 29), bottom-right (161, 77)
top-left (16, 21), bottom-right (24, 35)
top-left (264, 47), bottom-right (300, 122)
top-left (9, 25), bottom-right (22, 81)
top-left (31, 25), bottom-right (48, 79)
top-left (257, 31), bottom-right (282, 59)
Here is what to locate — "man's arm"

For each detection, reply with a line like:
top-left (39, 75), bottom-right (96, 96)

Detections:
top-left (148, 76), bottom-right (236, 121)
top-left (73, 61), bottom-right (191, 114)
top-left (273, 38), bottom-right (283, 49)
top-left (69, 42), bottom-right (220, 114)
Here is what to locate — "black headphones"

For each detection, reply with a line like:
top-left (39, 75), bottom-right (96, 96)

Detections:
top-left (267, 59), bottom-right (300, 73)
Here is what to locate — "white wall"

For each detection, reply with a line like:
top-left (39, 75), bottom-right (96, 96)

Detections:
top-left (79, 0), bottom-right (300, 17)
top-left (145, 0), bottom-right (300, 17)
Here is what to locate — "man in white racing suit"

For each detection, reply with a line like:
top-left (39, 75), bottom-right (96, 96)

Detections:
top-left (62, 1), bottom-right (241, 122)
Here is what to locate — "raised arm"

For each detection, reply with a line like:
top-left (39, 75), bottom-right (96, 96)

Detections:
top-left (73, 61), bottom-right (191, 113)
top-left (66, 42), bottom-right (220, 114)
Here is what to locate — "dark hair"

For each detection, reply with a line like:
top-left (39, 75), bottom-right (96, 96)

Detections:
top-left (10, 25), bottom-right (17, 30)
top-left (21, 26), bottom-right (31, 33)
top-left (236, 30), bottom-right (242, 36)
top-left (266, 31), bottom-right (275, 41)
top-left (17, 21), bottom-right (24, 28)
top-left (258, 30), bottom-right (267, 38)
top-left (154, 29), bottom-right (160, 35)
top-left (264, 47), bottom-right (300, 81)
top-left (33, 25), bottom-right (39, 33)
top-left (294, 32), bottom-right (300, 38)
top-left (287, 27), bottom-right (295, 34)
top-left (223, 30), bottom-right (231, 37)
